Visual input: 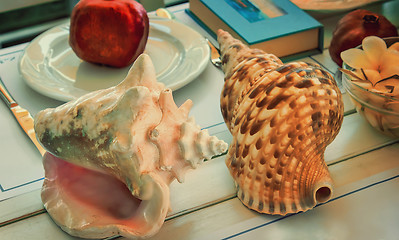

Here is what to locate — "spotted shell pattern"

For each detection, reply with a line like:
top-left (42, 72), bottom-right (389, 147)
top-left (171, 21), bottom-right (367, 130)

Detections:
top-left (218, 30), bottom-right (344, 215)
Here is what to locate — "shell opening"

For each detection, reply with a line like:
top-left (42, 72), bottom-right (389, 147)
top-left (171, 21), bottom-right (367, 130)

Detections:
top-left (315, 186), bottom-right (332, 203)
top-left (41, 153), bottom-right (168, 238)
top-left (44, 153), bottom-right (143, 220)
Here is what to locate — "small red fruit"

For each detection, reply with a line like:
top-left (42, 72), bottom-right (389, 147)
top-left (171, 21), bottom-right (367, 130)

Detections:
top-left (69, 0), bottom-right (149, 68)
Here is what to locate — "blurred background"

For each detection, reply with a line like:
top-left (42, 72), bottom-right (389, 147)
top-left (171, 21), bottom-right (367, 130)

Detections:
top-left (0, 0), bottom-right (186, 48)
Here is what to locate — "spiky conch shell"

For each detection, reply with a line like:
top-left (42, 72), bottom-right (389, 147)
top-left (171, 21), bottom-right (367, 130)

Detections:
top-left (217, 30), bottom-right (344, 215)
top-left (34, 54), bottom-right (228, 239)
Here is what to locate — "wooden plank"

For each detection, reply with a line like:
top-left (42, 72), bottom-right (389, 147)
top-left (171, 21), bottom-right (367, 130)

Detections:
top-left (2, 111), bottom-right (397, 239)
top-left (0, 190), bottom-right (44, 227)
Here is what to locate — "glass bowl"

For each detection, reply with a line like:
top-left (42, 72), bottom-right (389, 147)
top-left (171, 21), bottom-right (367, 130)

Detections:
top-left (341, 37), bottom-right (399, 137)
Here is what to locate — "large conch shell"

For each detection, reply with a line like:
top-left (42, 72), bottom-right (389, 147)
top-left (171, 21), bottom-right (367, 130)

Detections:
top-left (34, 54), bottom-right (228, 239)
top-left (217, 30), bottom-right (344, 215)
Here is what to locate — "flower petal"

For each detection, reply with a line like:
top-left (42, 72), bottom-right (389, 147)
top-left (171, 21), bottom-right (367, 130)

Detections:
top-left (353, 80), bottom-right (372, 90)
top-left (341, 48), bottom-right (375, 69)
top-left (362, 36), bottom-right (387, 66)
top-left (381, 65), bottom-right (399, 80)
top-left (380, 50), bottom-right (399, 79)
top-left (374, 78), bottom-right (399, 95)
top-left (358, 69), bottom-right (382, 86)
top-left (388, 42), bottom-right (399, 53)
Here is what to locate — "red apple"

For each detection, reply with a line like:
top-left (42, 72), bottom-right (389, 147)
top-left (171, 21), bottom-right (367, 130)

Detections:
top-left (69, 0), bottom-right (149, 68)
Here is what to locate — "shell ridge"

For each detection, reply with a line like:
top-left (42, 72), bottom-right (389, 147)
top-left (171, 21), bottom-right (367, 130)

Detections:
top-left (117, 54), bottom-right (164, 92)
top-left (150, 88), bottom-right (185, 172)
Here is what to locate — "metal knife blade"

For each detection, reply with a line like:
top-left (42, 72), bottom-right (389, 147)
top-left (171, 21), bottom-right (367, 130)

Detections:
top-left (0, 77), bottom-right (46, 156)
top-left (206, 39), bottom-right (222, 69)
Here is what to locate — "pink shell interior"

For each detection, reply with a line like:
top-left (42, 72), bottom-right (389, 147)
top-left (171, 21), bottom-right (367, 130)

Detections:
top-left (43, 153), bottom-right (144, 227)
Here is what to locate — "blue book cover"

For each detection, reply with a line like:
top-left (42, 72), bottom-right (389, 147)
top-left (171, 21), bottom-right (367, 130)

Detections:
top-left (188, 0), bottom-right (324, 58)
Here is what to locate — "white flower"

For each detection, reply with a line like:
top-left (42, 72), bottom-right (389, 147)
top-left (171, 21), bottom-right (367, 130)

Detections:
top-left (341, 36), bottom-right (399, 86)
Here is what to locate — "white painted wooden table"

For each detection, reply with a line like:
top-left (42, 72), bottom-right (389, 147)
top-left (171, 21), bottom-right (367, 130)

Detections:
top-left (1, 1), bottom-right (398, 239)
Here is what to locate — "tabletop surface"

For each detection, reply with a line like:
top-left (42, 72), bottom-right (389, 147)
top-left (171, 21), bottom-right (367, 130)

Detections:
top-left (0, 1), bottom-right (399, 239)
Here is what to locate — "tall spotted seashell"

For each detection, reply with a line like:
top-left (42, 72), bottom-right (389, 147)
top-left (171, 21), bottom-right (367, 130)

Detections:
top-left (34, 54), bottom-right (228, 239)
top-left (217, 30), bottom-right (344, 215)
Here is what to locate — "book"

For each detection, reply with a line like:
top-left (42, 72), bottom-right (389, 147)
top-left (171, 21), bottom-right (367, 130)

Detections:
top-left (187, 0), bottom-right (324, 60)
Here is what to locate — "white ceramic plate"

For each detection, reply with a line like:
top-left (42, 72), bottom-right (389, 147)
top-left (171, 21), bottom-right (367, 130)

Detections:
top-left (290, 0), bottom-right (383, 11)
top-left (19, 17), bottom-right (210, 102)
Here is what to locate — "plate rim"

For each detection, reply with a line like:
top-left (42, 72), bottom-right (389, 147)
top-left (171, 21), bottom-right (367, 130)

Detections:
top-left (290, 0), bottom-right (382, 11)
top-left (19, 17), bottom-right (210, 102)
